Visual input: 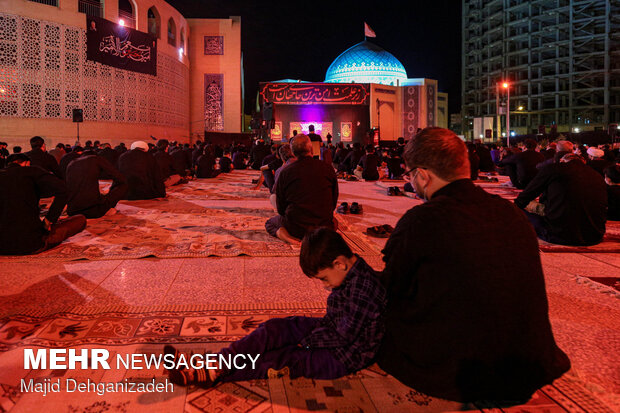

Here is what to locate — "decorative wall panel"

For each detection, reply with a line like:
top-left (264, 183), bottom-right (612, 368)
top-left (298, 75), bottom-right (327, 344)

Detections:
top-left (0, 12), bottom-right (189, 129)
top-left (340, 122), bottom-right (352, 142)
top-left (402, 86), bottom-right (419, 138)
top-left (426, 83), bottom-right (435, 127)
top-left (204, 73), bottom-right (223, 131)
top-left (203, 36), bottom-right (223, 55)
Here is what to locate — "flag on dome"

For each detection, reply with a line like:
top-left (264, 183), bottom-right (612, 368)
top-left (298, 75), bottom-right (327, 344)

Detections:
top-left (364, 22), bottom-right (376, 38)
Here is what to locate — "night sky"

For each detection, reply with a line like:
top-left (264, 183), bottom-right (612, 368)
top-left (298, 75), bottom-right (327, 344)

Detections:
top-left (167, 0), bottom-right (462, 115)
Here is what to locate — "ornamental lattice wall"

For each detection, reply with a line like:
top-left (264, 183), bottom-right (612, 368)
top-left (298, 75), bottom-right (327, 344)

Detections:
top-left (0, 12), bottom-right (189, 130)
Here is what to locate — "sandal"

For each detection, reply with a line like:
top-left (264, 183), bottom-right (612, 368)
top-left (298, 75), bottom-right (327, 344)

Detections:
top-left (366, 225), bottom-right (389, 238)
top-left (350, 202), bottom-right (363, 214)
top-left (337, 202), bottom-right (349, 214)
top-left (387, 186), bottom-right (402, 196)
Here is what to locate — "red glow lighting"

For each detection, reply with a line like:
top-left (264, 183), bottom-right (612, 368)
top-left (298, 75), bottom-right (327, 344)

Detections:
top-left (502, 82), bottom-right (509, 89)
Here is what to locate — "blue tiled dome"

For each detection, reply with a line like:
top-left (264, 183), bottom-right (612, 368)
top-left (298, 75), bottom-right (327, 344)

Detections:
top-left (325, 41), bottom-right (407, 85)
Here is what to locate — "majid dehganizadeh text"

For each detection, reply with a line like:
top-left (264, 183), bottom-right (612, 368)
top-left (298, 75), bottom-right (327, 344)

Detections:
top-left (20, 348), bottom-right (260, 396)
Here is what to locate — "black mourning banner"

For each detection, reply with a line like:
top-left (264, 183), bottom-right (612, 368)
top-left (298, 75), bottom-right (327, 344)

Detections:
top-left (86, 16), bottom-right (157, 76)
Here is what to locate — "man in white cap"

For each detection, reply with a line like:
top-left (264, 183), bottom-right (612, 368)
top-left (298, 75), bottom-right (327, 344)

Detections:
top-left (586, 146), bottom-right (612, 177)
top-left (117, 141), bottom-right (166, 200)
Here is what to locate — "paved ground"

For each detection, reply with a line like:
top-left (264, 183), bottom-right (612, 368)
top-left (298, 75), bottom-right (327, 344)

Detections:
top-left (1, 176), bottom-right (618, 412)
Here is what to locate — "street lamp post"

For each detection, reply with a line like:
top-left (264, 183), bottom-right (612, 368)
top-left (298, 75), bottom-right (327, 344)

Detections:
top-left (502, 82), bottom-right (510, 147)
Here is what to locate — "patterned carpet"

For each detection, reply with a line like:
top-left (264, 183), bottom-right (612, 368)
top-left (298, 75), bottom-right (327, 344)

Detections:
top-left (0, 306), bottom-right (617, 413)
top-left (1, 171), bottom-right (619, 412)
top-left (0, 172), bottom-right (380, 263)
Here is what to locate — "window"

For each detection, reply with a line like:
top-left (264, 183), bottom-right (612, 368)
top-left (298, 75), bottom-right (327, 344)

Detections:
top-left (118, 0), bottom-right (135, 28)
top-left (147, 7), bottom-right (160, 38)
top-left (167, 18), bottom-right (176, 47)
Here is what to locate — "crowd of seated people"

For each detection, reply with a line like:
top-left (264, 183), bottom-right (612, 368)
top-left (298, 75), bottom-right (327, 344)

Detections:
top-left (2, 131), bottom-right (619, 252)
top-left (0, 135), bottom-right (255, 256)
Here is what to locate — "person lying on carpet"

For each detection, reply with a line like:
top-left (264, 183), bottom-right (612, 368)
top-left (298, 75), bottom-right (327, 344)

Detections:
top-left (164, 228), bottom-right (386, 387)
top-left (378, 127), bottom-right (570, 403)
top-left (0, 153), bottom-right (86, 255)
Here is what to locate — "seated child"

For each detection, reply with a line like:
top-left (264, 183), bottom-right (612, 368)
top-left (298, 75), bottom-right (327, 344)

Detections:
top-left (165, 227), bottom-right (386, 387)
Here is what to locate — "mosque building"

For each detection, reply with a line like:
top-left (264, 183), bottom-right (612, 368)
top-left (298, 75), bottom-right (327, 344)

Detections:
top-left (260, 40), bottom-right (448, 144)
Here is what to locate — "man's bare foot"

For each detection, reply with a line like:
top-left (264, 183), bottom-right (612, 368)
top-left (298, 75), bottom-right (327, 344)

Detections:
top-left (276, 227), bottom-right (301, 245)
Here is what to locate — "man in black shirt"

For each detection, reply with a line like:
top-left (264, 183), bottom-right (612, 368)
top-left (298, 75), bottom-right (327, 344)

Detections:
top-left (354, 145), bottom-right (380, 181)
top-left (59, 146), bottom-right (84, 179)
top-left (266, 135), bottom-right (338, 244)
top-left (342, 142), bottom-right (364, 174)
top-left (0, 142), bottom-right (9, 168)
top-left (378, 128), bottom-right (569, 402)
top-left (515, 153), bottom-right (607, 246)
top-left (250, 139), bottom-right (270, 170)
top-left (605, 164), bottom-right (620, 221)
top-left (0, 154), bottom-right (86, 255)
top-left (219, 150), bottom-right (233, 173)
top-left (65, 154), bottom-right (128, 219)
top-left (153, 139), bottom-right (183, 186)
top-left (307, 124), bottom-right (322, 159)
top-left (98, 142), bottom-right (119, 167)
top-left (498, 139), bottom-right (544, 188)
top-left (232, 147), bottom-right (247, 169)
top-left (170, 145), bottom-right (191, 177)
top-left (258, 144), bottom-right (282, 191)
top-left (536, 140), bottom-right (573, 170)
top-left (474, 139), bottom-right (495, 172)
top-left (117, 141), bottom-right (166, 200)
top-left (25, 136), bottom-right (61, 178)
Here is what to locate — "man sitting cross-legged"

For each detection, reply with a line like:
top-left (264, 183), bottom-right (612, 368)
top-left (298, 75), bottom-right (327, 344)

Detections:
top-left (164, 228), bottom-right (386, 387)
top-left (515, 153), bottom-right (607, 246)
top-left (0, 154), bottom-right (86, 255)
top-left (265, 134), bottom-right (338, 245)
top-left (378, 127), bottom-right (570, 403)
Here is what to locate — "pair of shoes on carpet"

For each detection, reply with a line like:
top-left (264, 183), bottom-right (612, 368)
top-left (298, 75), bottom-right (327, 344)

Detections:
top-left (163, 345), bottom-right (215, 389)
top-left (387, 186), bottom-right (402, 196)
top-left (337, 202), bottom-right (363, 214)
top-left (366, 224), bottom-right (394, 238)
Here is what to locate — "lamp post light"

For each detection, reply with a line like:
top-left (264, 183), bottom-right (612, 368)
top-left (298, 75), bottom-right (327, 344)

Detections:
top-left (502, 82), bottom-right (510, 147)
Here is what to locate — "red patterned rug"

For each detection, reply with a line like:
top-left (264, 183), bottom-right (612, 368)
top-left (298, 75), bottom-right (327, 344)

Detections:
top-left (0, 306), bottom-right (617, 413)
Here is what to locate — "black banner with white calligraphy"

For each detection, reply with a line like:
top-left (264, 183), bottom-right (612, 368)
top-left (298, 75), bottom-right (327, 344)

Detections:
top-left (260, 83), bottom-right (369, 105)
top-left (86, 16), bottom-right (157, 76)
